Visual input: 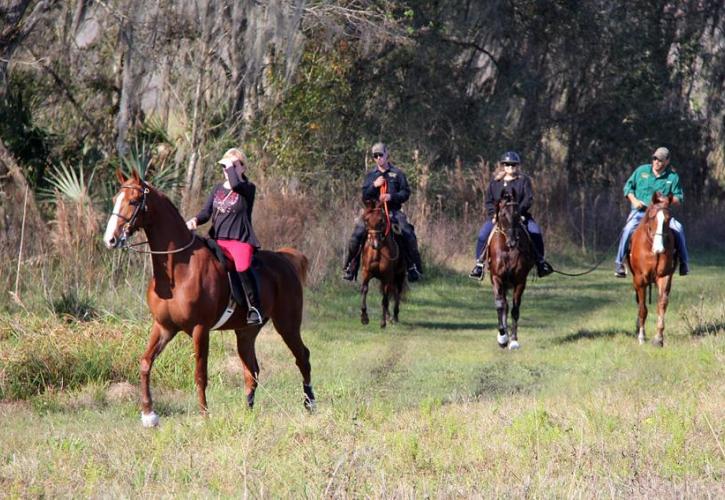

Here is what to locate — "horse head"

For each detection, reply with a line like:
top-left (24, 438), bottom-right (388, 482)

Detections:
top-left (363, 200), bottom-right (387, 250)
top-left (646, 192), bottom-right (673, 254)
top-left (103, 168), bottom-right (150, 249)
top-left (495, 189), bottom-right (522, 249)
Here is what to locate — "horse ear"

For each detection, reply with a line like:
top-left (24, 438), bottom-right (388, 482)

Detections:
top-left (132, 169), bottom-right (141, 183)
top-left (651, 192), bottom-right (660, 204)
top-left (509, 187), bottom-right (517, 200)
top-left (116, 168), bottom-right (127, 184)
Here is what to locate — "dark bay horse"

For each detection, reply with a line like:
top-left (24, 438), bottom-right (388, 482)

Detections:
top-left (628, 192), bottom-right (676, 347)
top-left (486, 191), bottom-right (535, 349)
top-left (359, 200), bottom-right (406, 328)
top-left (103, 169), bottom-right (315, 427)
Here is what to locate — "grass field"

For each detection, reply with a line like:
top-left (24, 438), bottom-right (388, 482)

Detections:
top-left (1, 255), bottom-right (723, 497)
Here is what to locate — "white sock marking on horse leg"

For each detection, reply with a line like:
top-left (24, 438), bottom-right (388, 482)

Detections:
top-left (652, 210), bottom-right (665, 254)
top-left (104, 192), bottom-right (125, 247)
top-left (141, 411), bottom-right (159, 427)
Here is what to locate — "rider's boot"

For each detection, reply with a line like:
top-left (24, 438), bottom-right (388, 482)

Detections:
top-left (239, 269), bottom-right (263, 325)
top-left (536, 260), bottom-right (553, 277)
top-left (469, 260), bottom-right (484, 279)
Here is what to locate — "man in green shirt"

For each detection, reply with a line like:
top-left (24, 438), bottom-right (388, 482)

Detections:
top-left (614, 147), bottom-right (689, 277)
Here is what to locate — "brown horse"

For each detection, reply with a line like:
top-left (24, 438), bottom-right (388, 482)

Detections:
top-left (359, 200), bottom-right (406, 328)
top-left (487, 190), bottom-right (535, 349)
top-left (628, 192), bottom-right (676, 347)
top-left (103, 169), bottom-right (315, 427)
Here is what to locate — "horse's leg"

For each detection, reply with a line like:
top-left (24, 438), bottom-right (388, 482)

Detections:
top-left (360, 279), bottom-right (370, 325)
top-left (380, 283), bottom-right (389, 329)
top-left (509, 282), bottom-right (526, 350)
top-left (139, 321), bottom-right (177, 427)
top-left (272, 313), bottom-right (315, 410)
top-left (653, 275), bottom-right (672, 347)
top-left (235, 329), bottom-right (260, 408)
top-left (492, 278), bottom-right (509, 348)
top-left (392, 274), bottom-right (403, 323)
top-left (635, 284), bottom-right (647, 344)
top-left (191, 324), bottom-right (210, 415)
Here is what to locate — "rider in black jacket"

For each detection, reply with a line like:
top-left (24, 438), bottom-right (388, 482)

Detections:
top-left (343, 143), bottom-right (423, 282)
top-left (469, 151), bottom-right (553, 279)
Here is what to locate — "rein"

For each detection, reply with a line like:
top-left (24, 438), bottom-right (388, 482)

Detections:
top-left (380, 180), bottom-right (392, 237)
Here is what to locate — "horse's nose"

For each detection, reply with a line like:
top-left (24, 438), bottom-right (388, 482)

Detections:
top-left (105, 235), bottom-right (116, 249)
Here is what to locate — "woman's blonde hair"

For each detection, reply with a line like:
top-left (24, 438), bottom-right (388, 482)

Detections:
top-left (219, 148), bottom-right (249, 166)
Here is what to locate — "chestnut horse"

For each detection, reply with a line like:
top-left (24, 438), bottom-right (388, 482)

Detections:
top-left (103, 170), bottom-right (315, 427)
top-left (628, 192), bottom-right (676, 347)
top-left (487, 191), bottom-right (535, 349)
top-left (359, 200), bottom-right (406, 328)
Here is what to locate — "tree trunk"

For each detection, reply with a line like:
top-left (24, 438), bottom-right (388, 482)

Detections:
top-left (0, 137), bottom-right (44, 259)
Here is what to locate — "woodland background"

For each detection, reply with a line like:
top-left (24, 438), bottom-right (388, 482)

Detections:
top-left (1, 0), bottom-right (724, 307)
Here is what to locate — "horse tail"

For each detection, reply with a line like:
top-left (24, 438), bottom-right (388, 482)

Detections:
top-left (277, 247), bottom-right (309, 285)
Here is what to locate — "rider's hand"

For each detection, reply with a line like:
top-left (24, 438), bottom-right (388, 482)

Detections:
top-left (634, 199), bottom-right (646, 210)
top-left (380, 193), bottom-right (391, 202)
top-left (186, 218), bottom-right (197, 230)
top-left (373, 176), bottom-right (386, 188)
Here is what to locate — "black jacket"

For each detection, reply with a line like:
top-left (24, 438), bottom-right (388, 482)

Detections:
top-left (361, 163), bottom-right (411, 212)
top-left (484, 174), bottom-right (534, 219)
top-left (195, 167), bottom-right (260, 247)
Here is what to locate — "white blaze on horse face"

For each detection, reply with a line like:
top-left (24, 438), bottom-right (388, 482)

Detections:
top-left (652, 210), bottom-right (665, 254)
top-left (103, 191), bottom-right (125, 248)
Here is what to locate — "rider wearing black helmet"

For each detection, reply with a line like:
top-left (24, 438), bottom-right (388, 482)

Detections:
top-left (469, 151), bottom-right (553, 279)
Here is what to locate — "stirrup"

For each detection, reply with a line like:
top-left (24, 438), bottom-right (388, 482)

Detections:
top-left (246, 306), bottom-right (263, 325)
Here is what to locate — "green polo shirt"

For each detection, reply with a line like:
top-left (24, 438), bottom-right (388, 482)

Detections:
top-left (623, 164), bottom-right (683, 208)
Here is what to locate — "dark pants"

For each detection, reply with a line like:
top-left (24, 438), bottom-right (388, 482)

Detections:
top-left (344, 211), bottom-right (422, 273)
top-left (475, 218), bottom-right (545, 262)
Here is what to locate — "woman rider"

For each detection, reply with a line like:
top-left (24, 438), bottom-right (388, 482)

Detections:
top-left (469, 151), bottom-right (553, 279)
top-left (186, 148), bottom-right (263, 324)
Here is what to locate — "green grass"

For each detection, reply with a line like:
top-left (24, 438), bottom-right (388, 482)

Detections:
top-left (1, 256), bottom-right (723, 496)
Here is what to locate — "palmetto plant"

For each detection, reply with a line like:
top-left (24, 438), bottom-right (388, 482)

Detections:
top-left (119, 140), bottom-right (183, 195)
top-left (39, 161), bottom-right (96, 203)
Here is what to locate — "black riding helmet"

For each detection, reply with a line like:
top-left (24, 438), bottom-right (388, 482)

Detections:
top-left (500, 151), bottom-right (521, 164)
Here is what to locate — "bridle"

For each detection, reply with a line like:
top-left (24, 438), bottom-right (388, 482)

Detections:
top-left (495, 199), bottom-right (523, 249)
top-left (364, 208), bottom-right (399, 260)
top-left (644, 204), bottom-right (671, 243)
top-left (111, 183), bottom-right (196, 255)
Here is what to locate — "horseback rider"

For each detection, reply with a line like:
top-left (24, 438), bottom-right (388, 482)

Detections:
top-left (185, 148), bottom-right (263, 324)
top-left (469, 151), bottom-right (553, 279)
top-left (614, 146), bottom-right (689, 277)
top-left (342, 142), bottom-right (423, 283)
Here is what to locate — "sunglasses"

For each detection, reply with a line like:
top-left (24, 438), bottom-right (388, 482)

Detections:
top-left (372, 152), bottom-right (385, 159)
top-left (652, 157), bottom-right (666, 162)
top-left (503, 162), bottom-right (519, 167)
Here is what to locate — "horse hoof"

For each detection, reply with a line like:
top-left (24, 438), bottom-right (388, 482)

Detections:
top-left (638, 336), bottom-right (645, 345)
top-left (380, 323), bottom-right (386, 329)
top-left (497, 333), bottom-right (508, 348)
top-left (652, 337), bottom-right (664, 347)
top-left (361, 316), bottom-right (369, 325)
top-left (246, 393), bottom-right (255, 409)
top-left (508, 340), bottom-right (520, 350)
top-left (304, 397), bottom-right (317, 412)
top-left (141, 411), bottom-right (160, 428)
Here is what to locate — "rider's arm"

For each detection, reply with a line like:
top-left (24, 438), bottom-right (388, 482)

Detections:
top-left (361, 171), bottom-right (379, 201)
top-left (670, 173), bottom-right (683, 207)
top-left (626, 192), bottom-right (645, 210)
top-left (519, 176), bottom-right (534, 215)
top-left (194, 188), bottom-right (216, 225)
top-left (484, 182), bottom-right (496, 218)
top-left (390, 171), bottom-right (411, 205)
top-left (226, 166), bottom-right (255, 199)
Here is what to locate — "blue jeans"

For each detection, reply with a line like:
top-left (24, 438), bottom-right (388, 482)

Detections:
top-left (475, 218), bottom-right (545, 262)
top-left (615, 210), bottom-right (689, 265)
